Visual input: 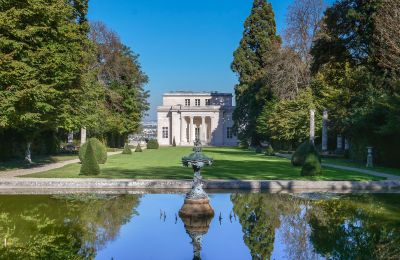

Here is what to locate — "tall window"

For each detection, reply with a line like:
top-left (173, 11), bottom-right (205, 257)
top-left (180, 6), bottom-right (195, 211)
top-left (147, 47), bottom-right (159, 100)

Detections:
top-left (195, 99), bottom-right (200, 106)
top-left (205, 99), bottom-right (211, 106)
top-left (227, 127), bottom-right (233, 139)
top-left (162, 127), bottom-right (168, 138)
top-left (185, 99), bottom-right (190, 106)
top-left (195, 127), bottom-right (200, 140)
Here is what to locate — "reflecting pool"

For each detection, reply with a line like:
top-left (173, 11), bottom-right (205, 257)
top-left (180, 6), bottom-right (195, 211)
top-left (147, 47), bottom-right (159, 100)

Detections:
top-left (0, 192), bottom-right (399, 259)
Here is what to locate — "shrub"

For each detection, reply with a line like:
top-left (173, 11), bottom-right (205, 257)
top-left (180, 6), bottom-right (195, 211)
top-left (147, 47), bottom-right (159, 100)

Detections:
top-left (265, 144), bottom-right (275, 156)
top-left (147, 139), bottom-right (159, 149)
top-left (80, 140), bottom-right (100, 176)
top-left (135, 143), bottom-right (142, 152)
top-left (240, 139), bottom-right (249, 149)
top-left (291, 141), bottom-right (320, 166)
top-left (122, 143), bottom-right (132, 154)
top-left (301, 152), bottom-right (322, 176)
top-left (79, 138), bottom-right (107, 164)
top-left (255, 146), bottom-right (262, 153)
top-left (172, 137), bottom-right (176, 147)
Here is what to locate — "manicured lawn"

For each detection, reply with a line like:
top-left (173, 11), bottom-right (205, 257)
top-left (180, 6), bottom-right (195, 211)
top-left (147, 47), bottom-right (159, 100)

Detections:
top-left (0, 154), bottom-right (78, 172)
top-left (25, 147), bottom-right (383, 180)
top-left (322, 157), bottom-right (400, 176)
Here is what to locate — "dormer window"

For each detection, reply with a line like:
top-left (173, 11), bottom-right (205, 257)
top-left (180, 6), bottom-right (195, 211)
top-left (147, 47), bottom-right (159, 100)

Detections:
top-left (185, 99), bottom-right (190, 106)
top-left (195, 99), bottom-right (200, 106)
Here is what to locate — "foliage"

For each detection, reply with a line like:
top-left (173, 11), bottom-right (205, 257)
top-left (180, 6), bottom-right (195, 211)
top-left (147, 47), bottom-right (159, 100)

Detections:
top-left (291, 141), bottom-right (320, 166)
top-left (79, 139), bottom-right (100, 175)
top-left (255, 146), bottom-right (262, 154)
top-left (172, 137), bottom-right (176, 147)
top-left (146, 139), bottom-right (159, 149)
top-left (301, 152), bottom-right (322, 176)
top-left (122, 143), bottom-right (132, 154)
top-left (264, 144), bottom-right (274, 156)
top-left (79, 138), bottom-right (107, 164)
top-left (134, 144), bottom-right (142, 152)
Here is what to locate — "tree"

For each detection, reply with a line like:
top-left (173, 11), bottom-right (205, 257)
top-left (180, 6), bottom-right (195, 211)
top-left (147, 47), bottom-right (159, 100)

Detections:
top-left (231, 0), bottom-right (281, 144)
top-left (80, 139), bottom-right (100, 175)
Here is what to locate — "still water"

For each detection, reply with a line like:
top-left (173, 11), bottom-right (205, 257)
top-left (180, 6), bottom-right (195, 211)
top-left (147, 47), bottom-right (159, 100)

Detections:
top-left (0, 192), bottom-right (399, 260)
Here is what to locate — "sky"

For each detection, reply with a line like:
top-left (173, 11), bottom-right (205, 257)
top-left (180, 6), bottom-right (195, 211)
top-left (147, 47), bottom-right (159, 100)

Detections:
top-left (87, 0), bottom-right (332, 121)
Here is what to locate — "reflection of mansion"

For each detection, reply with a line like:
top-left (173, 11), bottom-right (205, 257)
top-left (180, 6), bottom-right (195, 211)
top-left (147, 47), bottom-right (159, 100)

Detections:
top-left (157, 91), bottom-right (238, 146)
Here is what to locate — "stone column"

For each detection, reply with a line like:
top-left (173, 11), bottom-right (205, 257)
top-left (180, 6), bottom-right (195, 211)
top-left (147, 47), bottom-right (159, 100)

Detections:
top-left (344, 138), bottom-right (349, 150)
top-left (201, 116), bottom-right (206, 143)
top-left (336, 134), bottom-right (343, 152)
top-left (210, 116), bottom-right (215, 145)
top-left (180, 114), bottom-right (185, 145)
top-left (80, 127), bottom-right (87, 145)
top-left (309, 109), bottom-right (315, 144)
top-left (366, 146), bottom-right (373, 167)
top-left (322, 109), bottom-right (328, 152)
top-left (67, 131), bottom-right (74, 144)
top-left (189, 116), bottom-right (194, 143)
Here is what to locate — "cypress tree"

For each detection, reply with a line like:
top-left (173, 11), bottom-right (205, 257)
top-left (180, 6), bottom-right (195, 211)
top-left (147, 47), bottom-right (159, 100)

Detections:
top-left (172, 137), bottom-right (176, 147)
top-left (80, 140), bottom-right (100, 175)
top-left (135, 143), bottom-right (142, 152)
top-left (231, 0), bottom-right (280, 145)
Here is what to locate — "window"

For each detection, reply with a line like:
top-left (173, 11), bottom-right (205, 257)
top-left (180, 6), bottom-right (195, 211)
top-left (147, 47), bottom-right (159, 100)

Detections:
top-left (162, 127), bottom-right (168, 138)
top-left (205, 99), bottom-right (211, 106)
top-left (195, 99), bottom-right (200, 106)
top-left (195, 127), bottom-right (200, 140)
top-left (185, 99), bottom-right (190, 106)
top-left (227, 127), bottom-right (233, 139)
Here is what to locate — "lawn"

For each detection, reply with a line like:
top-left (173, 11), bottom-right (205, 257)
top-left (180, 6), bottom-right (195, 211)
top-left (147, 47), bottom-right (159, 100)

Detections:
top-left (24, 147), bottom-right (383, 180)
top-left (0, 154), bottom-right (78, 172)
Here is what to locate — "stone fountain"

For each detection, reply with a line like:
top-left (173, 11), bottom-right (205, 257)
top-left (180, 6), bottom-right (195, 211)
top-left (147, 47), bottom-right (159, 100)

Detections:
top-left (179, 139), bottom-right (214, 259)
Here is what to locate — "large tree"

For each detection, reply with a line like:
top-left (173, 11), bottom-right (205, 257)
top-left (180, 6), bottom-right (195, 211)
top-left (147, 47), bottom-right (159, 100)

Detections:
top-left (231, 0), bottom-right (280, 144)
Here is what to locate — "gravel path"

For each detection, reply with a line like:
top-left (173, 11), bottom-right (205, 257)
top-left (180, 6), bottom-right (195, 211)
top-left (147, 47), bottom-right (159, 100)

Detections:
top-left (0, 152), bottom-right (121, 178)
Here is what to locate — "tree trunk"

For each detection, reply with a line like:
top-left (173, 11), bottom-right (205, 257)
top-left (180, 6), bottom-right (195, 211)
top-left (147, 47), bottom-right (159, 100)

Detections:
top-left (25, 142), bottom-right (32, 163)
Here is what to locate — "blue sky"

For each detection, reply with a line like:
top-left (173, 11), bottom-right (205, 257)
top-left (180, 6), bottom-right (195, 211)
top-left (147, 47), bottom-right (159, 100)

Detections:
top-left (88, 0), bottom-right (332, 121)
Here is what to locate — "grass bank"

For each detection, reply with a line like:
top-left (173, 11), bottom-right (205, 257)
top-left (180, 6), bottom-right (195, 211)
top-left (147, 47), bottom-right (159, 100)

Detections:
top-left (0, 154), bottom-right (78, 172)
top-left (24, 147), bottom-right (382, 181)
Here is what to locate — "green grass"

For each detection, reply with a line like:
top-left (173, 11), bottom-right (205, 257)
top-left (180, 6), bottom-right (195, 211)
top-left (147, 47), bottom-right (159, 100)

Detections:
top-left (0, 154), bottom-right (78, 172)
top-left (24, 147), bottom-right (383, 180)
top-left (322, 157), bottom-right (400, 176)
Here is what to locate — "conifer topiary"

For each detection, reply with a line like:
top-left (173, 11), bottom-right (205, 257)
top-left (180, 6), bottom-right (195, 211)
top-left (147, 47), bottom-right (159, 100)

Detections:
top-left (255, 146), bottom-right (262, 153)
top-left (79, 138), bottom-right (107, 164)
top-left (80, 140), bottom-right (100, 175)
top-left (147, 139), bottom-right (159, 149)
top-left (135, 143), bottom-right (142, 152)
top-left (172, 136), bottom-right (176, 147)
top-left (301, 152), bottom-right (322, 176)
top-left (291, 141), bottom-right (320, 166)
top-left (122, 143), bottom-right (132, 154)
top-left (265, 144), bottom-right (274, 156)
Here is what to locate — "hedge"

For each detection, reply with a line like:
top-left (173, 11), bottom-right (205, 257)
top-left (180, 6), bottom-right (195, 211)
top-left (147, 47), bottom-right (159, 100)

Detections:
top-left (79, 140), bottom-right (100, 175)
top-left (79, 138), bottom-right (107, 164)
top-left (147, 139), bottom-right (159, 149)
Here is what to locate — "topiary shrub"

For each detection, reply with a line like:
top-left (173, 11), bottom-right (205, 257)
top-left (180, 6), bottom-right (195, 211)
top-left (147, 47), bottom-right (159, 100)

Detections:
top-left (135, 143), bottom-right (142, 152)
top-left (80, 140), bottom-right (100, 175)
top-left (291, 141), bottom-right (320, 166)
top-left (79, 138), bottom-right (107, 164)
top-left (255, 146), bottom-right (262, 153)
top-left (147, 139), bottom-right (159, 149)
top-left (265, 144), bottom-right (275, 156)
top-left (301, 152), bottom-right (322, 176)
top-left (172, 137), bottom-right (176, 147)
top-left (122, 143), bottom-right (132, 154)
top-left (240, 139), bottom-right (249, 149)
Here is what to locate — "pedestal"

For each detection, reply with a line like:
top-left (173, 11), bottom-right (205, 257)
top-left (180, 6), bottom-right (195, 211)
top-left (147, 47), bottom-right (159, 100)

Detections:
top-left (179, 198), bottom-right (214, 218)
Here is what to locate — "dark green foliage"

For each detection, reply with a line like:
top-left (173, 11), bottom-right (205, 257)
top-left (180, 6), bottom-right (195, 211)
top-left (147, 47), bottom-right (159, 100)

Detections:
top-left (146, 139), bottom-right (159, 149)
top-left (301, 152), bottom-right (322, 176)
top-left (122, 143), bottom-right (132, 154)
top-left (79, 138), bottom-right (107, 164)
top-left (240, 139), bottom-right (250, 149)
top-left (291, 141), bottom-right (320, 166)
top-left (265, 145), bottom-right (274, 156)
top-left (172, 137), bottom-right (176, 147)
top-left (79, 140), bottom-right (100, 176)
top-left (255, 146), bottom-right (262, 154)
top-left (135, 144), bottom-right (142, 152)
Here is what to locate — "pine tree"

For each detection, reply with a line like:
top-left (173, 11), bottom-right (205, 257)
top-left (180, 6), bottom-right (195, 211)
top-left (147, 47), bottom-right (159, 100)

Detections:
top-left (80, 139), bottom-right (100, 175)
top-left (231, 0), bottom-right (280, 144)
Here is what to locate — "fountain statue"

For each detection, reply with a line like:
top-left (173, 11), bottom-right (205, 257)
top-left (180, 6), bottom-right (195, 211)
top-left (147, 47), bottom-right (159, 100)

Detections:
top-left (179, 139), bottom-right (214, 259)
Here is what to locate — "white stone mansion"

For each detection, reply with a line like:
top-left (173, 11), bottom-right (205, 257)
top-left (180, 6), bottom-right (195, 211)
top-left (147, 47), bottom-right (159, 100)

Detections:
top-left (157, 91), bottom-right (238, 146)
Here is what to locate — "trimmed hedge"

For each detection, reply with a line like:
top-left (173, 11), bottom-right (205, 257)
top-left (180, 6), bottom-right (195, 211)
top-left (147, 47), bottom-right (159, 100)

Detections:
top-left (79, 138), bottom-right (107, 164)
top-left (135, 144), bottom-right (142, 152)
top-left (79, 140), bottom-right (100, 175)
top-left (147, 139), bottom-right (159, 149)
top-left (291, 141), bottom-right (320, 166)
top-left (122, 143), bottom-right (132, 154)
top-left (265, 144), bottom-right (275, 156)
top-left (301, 152), bottom-right (322, 176)
top-left (255, 146), bottom-right (262, 153)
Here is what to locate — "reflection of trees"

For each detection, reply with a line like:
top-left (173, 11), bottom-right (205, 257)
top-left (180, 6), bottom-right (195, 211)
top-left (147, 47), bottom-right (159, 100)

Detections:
top-left (308, 194), bottom-right (400, 260)
top-left (0, 194), bottom-right (140, 259)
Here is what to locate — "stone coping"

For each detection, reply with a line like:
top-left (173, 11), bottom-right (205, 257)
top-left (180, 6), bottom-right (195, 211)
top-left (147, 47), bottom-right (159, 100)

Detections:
top-left (0, 179), bottom-right (399, 193)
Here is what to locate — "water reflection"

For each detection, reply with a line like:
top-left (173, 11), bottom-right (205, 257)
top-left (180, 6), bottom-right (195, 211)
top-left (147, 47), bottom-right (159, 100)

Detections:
top-left (0, 193), bottom-right (398, 259)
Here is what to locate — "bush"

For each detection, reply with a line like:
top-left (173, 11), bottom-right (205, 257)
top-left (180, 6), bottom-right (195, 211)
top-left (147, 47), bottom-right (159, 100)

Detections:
top-left (135, 144), bottom-right (142, 152)
top-left (79, 138), bottom-right (107, 164)
top-left (172, 137), bottom-right (176, 147)
top-left (240, 139), bottom-right (249, 149)
top-left (79, 140), bottom-right (100, 176)
top-left (301, 152), bottom-right (322, 176)
top-left (255, 146), bottom-right (262, 153)
top-left (122, 143), bottom-right (132, 154)
top-left (147, 139), bottom-right (159, 149)
top-left (264, 144), bottom-right (275, 156)
top-left (291, 141), bottom-right (320, 166)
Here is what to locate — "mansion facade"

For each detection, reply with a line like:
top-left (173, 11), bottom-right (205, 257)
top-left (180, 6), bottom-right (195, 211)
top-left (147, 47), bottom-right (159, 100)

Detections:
top-left (157, 91), bottom-right (238, 146)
